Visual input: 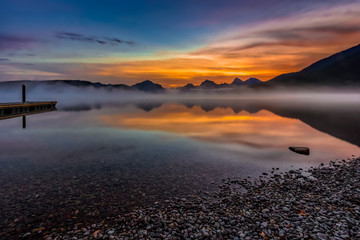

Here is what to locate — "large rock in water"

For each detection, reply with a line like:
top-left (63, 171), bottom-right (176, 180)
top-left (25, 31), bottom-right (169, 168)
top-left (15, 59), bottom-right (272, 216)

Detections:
top-left (289, 147), bottom-right (310, 155)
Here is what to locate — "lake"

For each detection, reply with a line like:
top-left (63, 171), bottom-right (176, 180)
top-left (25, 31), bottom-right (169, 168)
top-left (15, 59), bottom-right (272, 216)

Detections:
top-left (0, 96), bottom-right (359, 238)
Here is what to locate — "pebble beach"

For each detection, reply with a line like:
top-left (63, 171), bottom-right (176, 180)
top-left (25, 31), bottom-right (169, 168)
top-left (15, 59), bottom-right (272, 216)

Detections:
top-left (44, 157), bottom-right (360, 240)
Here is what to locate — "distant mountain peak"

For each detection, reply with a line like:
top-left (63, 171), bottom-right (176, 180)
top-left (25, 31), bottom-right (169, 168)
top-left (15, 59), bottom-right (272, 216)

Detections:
top-left (178, 83), bottom-right (196, 91)
top-left (201, 79), bottom-right (216, 84)
top-left (178, 77), bottom-right (263, 91)
top-left (231, 77), bottom-right (244, 86)
top-left (245, 78), bottom-right (262, 85)
top-left (231, 77), bottom-right (262, 86)
top-left (141, 80), bottom-right (153, 84)
top-left (199, 80), bottom-right (219, 89)
top-left (131, 80), bottom-right (164, 92)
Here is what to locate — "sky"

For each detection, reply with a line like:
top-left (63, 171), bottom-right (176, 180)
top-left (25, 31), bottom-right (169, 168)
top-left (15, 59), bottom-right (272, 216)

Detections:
top-left (1, 0), bottom-right (360, 87)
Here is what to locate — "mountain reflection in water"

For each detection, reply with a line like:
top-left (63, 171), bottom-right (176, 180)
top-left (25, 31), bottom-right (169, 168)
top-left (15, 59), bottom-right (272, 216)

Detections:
top-left (0, 98), bottom-right (359, 238)
top-left (90, 99), bottom-right (360, 148)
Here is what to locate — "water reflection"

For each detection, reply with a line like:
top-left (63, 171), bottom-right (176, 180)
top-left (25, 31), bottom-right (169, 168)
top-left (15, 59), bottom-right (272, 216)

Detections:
top-left (72, 99), bottom-right (360, 147)
top-left (99, 102), bottom-right (359, 159)
top-left (0, 99), bottom-right (359, 238)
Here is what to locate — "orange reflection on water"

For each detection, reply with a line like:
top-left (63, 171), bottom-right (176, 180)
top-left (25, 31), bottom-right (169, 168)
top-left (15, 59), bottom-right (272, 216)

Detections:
top-left (99, 104), bottom-right (355, 153)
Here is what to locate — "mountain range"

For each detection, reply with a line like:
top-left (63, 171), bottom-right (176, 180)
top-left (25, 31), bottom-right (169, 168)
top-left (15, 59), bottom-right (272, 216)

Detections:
top-left (0, 43), bottom-right (359, 92)
top-left (178, 77), bottom-right (263, 91)
top-left (0, 79), bottom-right (165, 93)
top-left (261, 43), bottom-right (360, 88)
top-left (0, 77), bottom-right (262, 93)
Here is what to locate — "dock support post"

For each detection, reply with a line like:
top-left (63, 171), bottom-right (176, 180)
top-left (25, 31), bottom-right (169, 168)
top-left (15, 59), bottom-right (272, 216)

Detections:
top-left (22, 84), bottom-right (26, 102)
top-left (22, 116), bottom-right (26, 129)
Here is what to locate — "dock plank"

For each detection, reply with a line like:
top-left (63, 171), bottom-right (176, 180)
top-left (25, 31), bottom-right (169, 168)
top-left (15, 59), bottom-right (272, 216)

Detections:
top-left (0, 101), bottom-right (57, 108)
top-left (0, 101), bottom-right (57, 118)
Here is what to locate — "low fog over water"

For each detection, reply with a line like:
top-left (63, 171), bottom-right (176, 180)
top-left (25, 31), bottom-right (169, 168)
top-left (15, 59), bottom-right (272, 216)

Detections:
top-left (1, 82), bottom-right (359, 238)
top-left (1, 82), bottom-right (359, 109)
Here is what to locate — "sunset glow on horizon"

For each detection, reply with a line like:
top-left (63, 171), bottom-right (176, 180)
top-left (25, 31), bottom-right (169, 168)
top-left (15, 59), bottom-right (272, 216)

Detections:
top-left (1, 0), bottom-right (360, 87)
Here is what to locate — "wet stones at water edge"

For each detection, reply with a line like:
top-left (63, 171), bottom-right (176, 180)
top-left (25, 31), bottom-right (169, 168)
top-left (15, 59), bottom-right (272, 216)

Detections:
top-left (289, 146), bottom-right (310, 155)
top-left (45, 157), bottom-right (360, 239)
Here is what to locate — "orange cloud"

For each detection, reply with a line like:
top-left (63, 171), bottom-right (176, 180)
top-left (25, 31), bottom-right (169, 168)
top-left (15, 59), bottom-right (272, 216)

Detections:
top-left (94, 57), bottom-right (283, 87)
top-left (91, 2), bottom-right (360, 87)
top-left (7, 2), bottom-right (360, 87)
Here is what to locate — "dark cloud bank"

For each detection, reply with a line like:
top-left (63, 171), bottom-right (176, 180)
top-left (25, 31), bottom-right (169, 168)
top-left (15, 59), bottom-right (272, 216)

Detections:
top-left (55, 32), bottom-right (135, 46)
top-left (0, 34), bottom-right (37, 51)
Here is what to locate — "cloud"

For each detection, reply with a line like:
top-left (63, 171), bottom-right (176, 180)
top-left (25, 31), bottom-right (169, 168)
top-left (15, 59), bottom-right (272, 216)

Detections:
top-left (2, 2), bottom-right (359, 87)
top-left (231, 25), bottom-right (360, 51)
top-left (0, 34), bottom-right (38, 51)
top-left (0, 63), bottom-right (62, 82)
top-left (55, 32), bottom-right (135, 46)
top-left (193, 2), bottom-right (360, 55)
top-left (183, 2), bottom-right (360, 81)
top-left (5, 53), bottom-right (36, 57)
top-left (0, 58), bottom-right (10, 61)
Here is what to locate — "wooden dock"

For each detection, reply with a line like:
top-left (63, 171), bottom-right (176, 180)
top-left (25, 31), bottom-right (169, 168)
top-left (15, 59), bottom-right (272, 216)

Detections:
top-left (0, 101), bottom-right (57, 120)
top-left (0, 85), bottom-right (57, 129)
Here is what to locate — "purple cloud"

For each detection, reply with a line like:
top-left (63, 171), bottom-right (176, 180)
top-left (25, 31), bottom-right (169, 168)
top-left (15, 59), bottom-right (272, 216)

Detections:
top-left (55, 32), bottom-right (135, 46)
top-left (0, 34), bottom-right (38, 51)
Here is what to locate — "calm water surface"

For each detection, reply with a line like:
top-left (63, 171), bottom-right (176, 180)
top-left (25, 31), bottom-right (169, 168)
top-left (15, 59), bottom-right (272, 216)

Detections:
top-left (0, 98), bottom-right (359, 237)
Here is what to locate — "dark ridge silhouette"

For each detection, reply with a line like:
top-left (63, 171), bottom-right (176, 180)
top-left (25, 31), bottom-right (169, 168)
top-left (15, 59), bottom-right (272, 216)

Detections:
top-left (0, 77), bottom-right (265, 93)
top-left (244, 78), bottom-right (262, 85)
top-left (0, 80), bottom-right (127, 89)
top-left (108, 84), bottom-right (131, 90)
top-left (231, 77), bottom-right (263, 86)
top-left (130, 80), bottom-right (165, 92)
top-left (178, 77), bottom-right (263, 91)
top-left (0, 79), bottom-right (165, 93)
top-left (262, 43), bottom-right (360, 88)
top-left (179, 83), bottom-right (196, 91)
top-left (231, 77), bottom-right (244, 86)
top-left (199, 80), bottom-right (220, 89)
top-left (219, 83), bottom-right (231, 88)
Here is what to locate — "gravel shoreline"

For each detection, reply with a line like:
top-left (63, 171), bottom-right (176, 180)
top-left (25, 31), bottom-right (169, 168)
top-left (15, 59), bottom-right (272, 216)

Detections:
top-left (43, 157), bottom-right (359, 239)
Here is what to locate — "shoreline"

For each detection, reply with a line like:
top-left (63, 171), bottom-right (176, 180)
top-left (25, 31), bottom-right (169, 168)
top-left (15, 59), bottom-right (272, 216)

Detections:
top-left (45, 157), bottom-right (360, 240)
